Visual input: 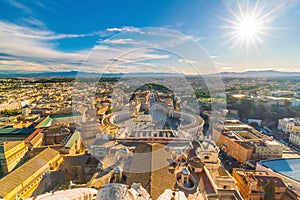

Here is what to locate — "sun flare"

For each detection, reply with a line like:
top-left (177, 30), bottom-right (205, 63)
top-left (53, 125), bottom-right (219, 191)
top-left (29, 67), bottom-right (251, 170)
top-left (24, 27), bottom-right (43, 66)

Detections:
top-left (221, 0), bottom-right (281, 51)
top-left (238, 18), bottom-right (257, 38)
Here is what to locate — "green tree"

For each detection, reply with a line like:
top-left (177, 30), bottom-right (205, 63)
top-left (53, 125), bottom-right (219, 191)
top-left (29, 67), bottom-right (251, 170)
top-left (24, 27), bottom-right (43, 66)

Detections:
top-left (284, 99), bottom-right (291, 107)
top-left (264, 180), bottom-right (275, 200)
top-left (105, 107), bottom-right (112, 115)
top-left (0, 109), bottom-right (21, 116)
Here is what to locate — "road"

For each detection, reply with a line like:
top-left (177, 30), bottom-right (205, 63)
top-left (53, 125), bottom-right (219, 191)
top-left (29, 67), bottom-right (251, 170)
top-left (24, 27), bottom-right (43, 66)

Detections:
top-left (218, 150), bottom-right (252, 173)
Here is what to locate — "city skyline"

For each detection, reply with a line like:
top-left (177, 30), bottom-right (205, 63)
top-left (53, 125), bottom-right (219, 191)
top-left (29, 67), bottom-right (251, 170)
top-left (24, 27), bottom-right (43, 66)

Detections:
top-left (1, 0), bottom-right (300, 74)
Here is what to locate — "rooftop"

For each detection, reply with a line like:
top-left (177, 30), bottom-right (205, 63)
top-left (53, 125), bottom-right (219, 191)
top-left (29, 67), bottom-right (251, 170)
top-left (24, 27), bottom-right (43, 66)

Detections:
top-left (0, 148), bottom-right (60, 197)
top-left (259, 158), bottom-right (300, 182)
top-left (63, 154), bottom-right (99, 166)
top-left (235, 141), bottom-right (255, 149)
top-left (50, 112), bottom-right (81, 119)
top-left (0, 140), bottom-right (24, 152)
top-left (254, 175), bottom-right (285, 187)
top-left (63, 130), bottom-right (81, 148)
top-left (35, 116), bottom-right (52, 128)
top-left (27, 188), bottom-right (98, 200)
top-left (0, 127), bottom-right (35, 136)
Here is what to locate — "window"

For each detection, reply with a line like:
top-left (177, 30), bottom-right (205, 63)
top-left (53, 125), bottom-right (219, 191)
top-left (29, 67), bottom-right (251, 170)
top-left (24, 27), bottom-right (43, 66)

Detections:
top-left (184, 177), bottom-right (188, 185)
top-left (115, 175), bottom-right (120, 183)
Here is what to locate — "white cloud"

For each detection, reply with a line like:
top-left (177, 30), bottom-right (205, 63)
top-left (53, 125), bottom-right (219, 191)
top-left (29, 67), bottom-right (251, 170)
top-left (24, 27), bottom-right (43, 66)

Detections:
top-left (0, 60), bottom-right (52, 71)
top-left (178, 59), bottom-right (197, 64)
top-left (106, 26), bottom-right (144, 34)
top-left (0, 22), bottom-right (215, 74)
top-left (7, 0), bottom-right (31, 13)
top-left (0, 22), bottom-right (173, 73)
top-left (0, 21), bottom-right (98, 41)
top-left (103, 38), bottom-right (134, 44)
top-left (0, 22), bottom-right (82, 59)
top-left (210, 56), bottom-right (219, 59)
top-left (21, 18), bottom-right (46, 28)
top-left (219, 66), bottom-right (233, 71)
top-left (0, 21), bottom-right (88, 71)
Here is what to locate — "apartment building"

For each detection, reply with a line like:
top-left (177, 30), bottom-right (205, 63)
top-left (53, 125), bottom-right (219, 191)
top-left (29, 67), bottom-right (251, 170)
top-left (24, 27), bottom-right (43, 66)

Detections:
top-left (289, 131), bottom-right (300, 148)
top-left (213, 120), bottom-right (283, 164)
top-left (278, 118), bottom-right (295, 133)
top-left (233, 168), bottom-right (293, 200)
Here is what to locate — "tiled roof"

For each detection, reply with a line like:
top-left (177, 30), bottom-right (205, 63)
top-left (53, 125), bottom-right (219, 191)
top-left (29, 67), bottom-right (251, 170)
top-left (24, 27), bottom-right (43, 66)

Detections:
top-left (125, 143), bottom-right (178, 200)
top-left (64, 131), bottom-right (81, 148)
top-left (24, 128), bottom-right (42, 143)
top-left (0, 141), bottom-right (24, 152)
top-left (125, 143), bottom-right (151, 191)
top-left (150, 144), bottom-right (177, 200)
top-left (35, 116), bottom-right (52, 128)
top-left (217, 166), bottom-right (229, 177)
top-left (254, 175), bottom-right (286, 187)
top-left (0, 148), bottom-right (60, 197)
top-left (63, 155), bottom-right (98, 166)
top-left (236, 141), bottom-right (255, 149)
top-left (30, 132), bottom-right (43, 146)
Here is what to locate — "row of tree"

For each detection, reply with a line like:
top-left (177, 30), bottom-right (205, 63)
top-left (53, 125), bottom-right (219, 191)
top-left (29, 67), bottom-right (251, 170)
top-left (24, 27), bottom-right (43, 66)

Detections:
top-left (227, 96), bottom-right (300, 126)
top-left (0, 109), bottom-right (22, 116)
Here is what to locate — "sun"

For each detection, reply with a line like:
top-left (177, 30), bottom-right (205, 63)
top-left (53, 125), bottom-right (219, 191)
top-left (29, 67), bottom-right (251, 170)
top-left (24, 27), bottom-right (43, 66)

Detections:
top-left (238, 18), bottom-right (257, 38)
top-left (220, 0), bottom-right (281, 51)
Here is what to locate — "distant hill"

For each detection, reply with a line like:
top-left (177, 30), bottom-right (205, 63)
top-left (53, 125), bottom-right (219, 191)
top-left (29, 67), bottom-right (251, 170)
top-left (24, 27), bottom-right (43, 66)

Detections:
top-left (0, 70), bottom-right (121, 78)
top-left (0, 70), bottom-right (181, 78)
top-left (0, 69), bottom-right (300, 78)
top-left (218, 70), bottom-right (300, 77)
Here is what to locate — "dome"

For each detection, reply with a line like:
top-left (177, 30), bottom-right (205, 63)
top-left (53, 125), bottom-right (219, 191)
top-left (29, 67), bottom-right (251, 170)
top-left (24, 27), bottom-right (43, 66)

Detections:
top-left (96, 184), bottom-right (128, 200)
top-left (114, 166), bottom-right (122, 174)
top-left (97, 161), bottom-right (103, 167)
top-left (176, 149), bottom-right (182, 155)
top-left (122, 148), bottom-right (129, 154)
top-left (96, 183), bottom-right (150, 200)
top-left (181, 167), bottom-right (190, 175)
top-left (157, 189), bottom-right (187, 200)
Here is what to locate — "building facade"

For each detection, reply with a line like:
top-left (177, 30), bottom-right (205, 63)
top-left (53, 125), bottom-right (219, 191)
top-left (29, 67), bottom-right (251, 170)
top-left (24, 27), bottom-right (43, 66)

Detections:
top-left (278, 118), bottom-right (295, 133)
top-left (0, 141), bottom-right (28, 177)
top-left (253, 140), bottom-right (284, 160)
top-left (233, 168), bottom-right (292, 200)
top-left (0, 148), bottom-right (63, 200)
top-left (289, 131), bottom-right (300, 148)
top-left (213, 120), bottom-right (283, 164)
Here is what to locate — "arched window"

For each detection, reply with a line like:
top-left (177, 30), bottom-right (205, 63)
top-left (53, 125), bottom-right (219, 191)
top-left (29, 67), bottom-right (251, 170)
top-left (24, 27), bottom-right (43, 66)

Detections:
top-left (115, 174), bottom-right (120, 183)
top-left (184, 177), bottom-right (188, 185)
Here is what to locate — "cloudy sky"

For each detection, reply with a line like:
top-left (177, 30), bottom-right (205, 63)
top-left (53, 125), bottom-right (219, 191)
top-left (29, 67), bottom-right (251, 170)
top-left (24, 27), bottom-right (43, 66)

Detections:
top-left (0, 0), bottom-right (300, 74)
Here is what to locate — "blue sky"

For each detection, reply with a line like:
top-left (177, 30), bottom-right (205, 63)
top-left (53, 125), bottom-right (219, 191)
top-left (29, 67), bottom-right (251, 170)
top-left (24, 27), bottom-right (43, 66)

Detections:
top-left (0, 0), bottom-right (300, 74)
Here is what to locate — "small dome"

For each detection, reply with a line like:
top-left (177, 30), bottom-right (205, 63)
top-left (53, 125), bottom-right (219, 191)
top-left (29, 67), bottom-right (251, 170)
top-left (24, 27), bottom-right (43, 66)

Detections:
top-left (114, 166), bottom-right (122, 174)
top-left (181, 167), bottom-right (190, 175)
top-left (122, 148), bottom-right (129, 154)
top-left (176, 149), bottom-right (182, 155)
top-left (97, 161), bottom-right (103, 167)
